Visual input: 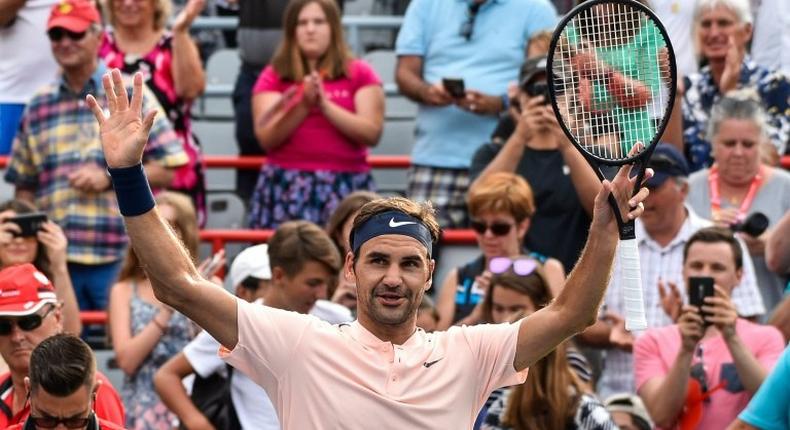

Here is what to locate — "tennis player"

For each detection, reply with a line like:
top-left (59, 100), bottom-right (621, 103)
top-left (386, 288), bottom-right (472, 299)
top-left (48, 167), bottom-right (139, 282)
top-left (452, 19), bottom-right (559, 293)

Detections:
top-left (86, 69), bottom-right (650, 429)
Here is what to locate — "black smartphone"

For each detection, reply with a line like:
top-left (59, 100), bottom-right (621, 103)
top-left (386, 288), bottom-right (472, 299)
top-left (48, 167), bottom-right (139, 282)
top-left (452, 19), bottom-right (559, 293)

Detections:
top-left (8, 212), bottom-right (47, 237)
top-left (688, 276), bottom-right (715, 325)
top-left (442, 78), bottom-right (465, 98)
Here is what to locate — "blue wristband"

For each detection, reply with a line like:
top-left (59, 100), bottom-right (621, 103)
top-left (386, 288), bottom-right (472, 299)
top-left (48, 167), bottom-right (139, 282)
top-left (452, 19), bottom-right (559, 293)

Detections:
top-left (108, 163), bottom-right (155, 217)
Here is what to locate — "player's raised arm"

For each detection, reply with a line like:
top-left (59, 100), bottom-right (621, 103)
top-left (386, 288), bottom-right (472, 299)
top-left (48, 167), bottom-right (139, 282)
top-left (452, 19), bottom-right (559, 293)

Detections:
top-left (513, 163), bottom-right (649, 371)
top-left (86, 69), bottom-right (239, 348)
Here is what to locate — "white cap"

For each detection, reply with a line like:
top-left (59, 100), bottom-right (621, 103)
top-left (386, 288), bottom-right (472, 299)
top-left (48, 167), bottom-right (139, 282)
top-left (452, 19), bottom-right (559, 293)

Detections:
top-left (229, 244), bottom-right (271, 287)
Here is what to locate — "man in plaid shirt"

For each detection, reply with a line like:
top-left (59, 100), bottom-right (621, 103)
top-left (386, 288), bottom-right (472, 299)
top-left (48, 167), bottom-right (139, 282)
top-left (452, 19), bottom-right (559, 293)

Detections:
top-left (578, 144), bottom-right (766, 398)
top-left (4, 0), bottom-right (187, 311)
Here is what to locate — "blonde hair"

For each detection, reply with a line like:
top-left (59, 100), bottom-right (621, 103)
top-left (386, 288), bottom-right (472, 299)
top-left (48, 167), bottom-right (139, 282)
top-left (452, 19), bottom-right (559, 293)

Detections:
top-left (467, 172), bottom-right (535, 222)
top-left (104, 0), bottom-right (172, 31)
top-left (270, 0), bottom-right (353, 81)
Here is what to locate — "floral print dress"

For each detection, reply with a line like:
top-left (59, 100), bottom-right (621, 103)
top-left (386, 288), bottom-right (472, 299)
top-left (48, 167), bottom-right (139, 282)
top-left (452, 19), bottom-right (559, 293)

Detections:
top-left (121, 282), bottom-right (193, 430)
top-left (100, 31), bottom-right (207, 226)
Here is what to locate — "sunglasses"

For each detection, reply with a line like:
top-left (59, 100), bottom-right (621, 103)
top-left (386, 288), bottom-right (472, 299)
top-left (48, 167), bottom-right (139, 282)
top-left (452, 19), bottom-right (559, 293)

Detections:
top-left (470, 220), bottom-right (513, 236)
top-left (459, 1), bottom-right (483, 41)
top-left (29, 413), bottom-right (92, 429)
top-left (0, 305), bottom-right (55, 336)
top-left (489, 257), bottom-right (538, 276)
top-left (47, 28), bottom-right (88, 42)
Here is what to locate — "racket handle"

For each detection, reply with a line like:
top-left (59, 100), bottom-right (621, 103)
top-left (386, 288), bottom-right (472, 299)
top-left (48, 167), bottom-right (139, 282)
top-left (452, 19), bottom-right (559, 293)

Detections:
top-left (619, 238), bottom-right (647, 331)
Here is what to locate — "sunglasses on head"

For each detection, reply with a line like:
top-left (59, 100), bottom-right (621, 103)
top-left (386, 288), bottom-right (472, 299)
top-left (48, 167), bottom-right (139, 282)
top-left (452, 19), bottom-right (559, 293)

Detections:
top-left (29, 412), bottom-right (93, 429)
top-left (470, 220), bottom-right (513, 236)
top-left (47, 28), bottom-right (87, 42)
top-left (489, 257), bottom-right (538, 276)
top-left (0, 305), bottom-right (55, 336)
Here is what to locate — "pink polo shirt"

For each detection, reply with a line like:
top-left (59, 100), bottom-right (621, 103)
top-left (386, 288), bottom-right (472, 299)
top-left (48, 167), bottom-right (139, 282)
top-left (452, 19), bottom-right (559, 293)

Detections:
top-left (222, 299), bottom-right (528, 429)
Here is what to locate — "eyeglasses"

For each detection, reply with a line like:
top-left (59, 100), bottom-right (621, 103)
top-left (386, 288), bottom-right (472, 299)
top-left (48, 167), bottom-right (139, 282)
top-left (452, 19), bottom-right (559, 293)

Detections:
top-left (0, 305), bottom-right (55, 336)
top-left (47, 28), bottom-right (87, 42)
top-left (29, 412), bottom-right (93, 429)
top-left (459, 1), bottom-right (483, 41)
top-left (470, 220), bottom-right (513, 236)
top-left (489, 257), bottom-right (538, 276)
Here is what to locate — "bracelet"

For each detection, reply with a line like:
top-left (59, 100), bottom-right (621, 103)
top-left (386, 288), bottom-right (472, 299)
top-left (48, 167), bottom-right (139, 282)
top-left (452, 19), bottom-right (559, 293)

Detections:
top-left (501, 94), bottom-right (509, 112)
top-left (107, 163), bottom-right (155, 216)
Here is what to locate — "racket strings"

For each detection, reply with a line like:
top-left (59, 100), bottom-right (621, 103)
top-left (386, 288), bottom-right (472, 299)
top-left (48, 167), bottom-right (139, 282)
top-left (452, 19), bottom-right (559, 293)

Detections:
top-left (553, 2), bottom-right (672, 161)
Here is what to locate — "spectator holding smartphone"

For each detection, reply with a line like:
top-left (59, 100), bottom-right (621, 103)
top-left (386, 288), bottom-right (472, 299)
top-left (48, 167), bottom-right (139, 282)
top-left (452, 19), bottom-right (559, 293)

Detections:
top-left (108, 192), bottom-right (200, 429)
top-left (0, 200), bottom-right (80, 335)
top-left (634, 227), bottom-right (784, 429)
top-left (395, 0), bottom-right (557, 228)
top-left (469, 54), bottom-right (598, 271)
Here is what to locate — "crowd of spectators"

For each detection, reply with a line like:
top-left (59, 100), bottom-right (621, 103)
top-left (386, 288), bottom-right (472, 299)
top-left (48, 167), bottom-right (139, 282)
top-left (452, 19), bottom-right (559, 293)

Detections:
top-left (0, 0), bottom-right (788, 428)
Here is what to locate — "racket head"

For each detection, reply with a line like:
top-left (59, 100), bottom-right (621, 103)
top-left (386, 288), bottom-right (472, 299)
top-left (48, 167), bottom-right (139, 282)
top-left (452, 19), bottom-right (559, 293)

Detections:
top-left (547, 0), bottom-right (677, 166)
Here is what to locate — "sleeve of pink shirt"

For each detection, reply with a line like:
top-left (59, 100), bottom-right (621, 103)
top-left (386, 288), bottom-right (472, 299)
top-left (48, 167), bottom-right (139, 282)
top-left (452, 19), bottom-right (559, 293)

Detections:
top-left (349, 59), bottom-right (383, 89)
top-left (253, 66), bottom-right (284, 94)
top-left (750, 324), bottom-right (786, 371)
top-left (458, 321), bottom-right (529, 405)
top-left (634, 327), bottom-right (675, 391)
top-left (221, 299), bottom-right (318, 389)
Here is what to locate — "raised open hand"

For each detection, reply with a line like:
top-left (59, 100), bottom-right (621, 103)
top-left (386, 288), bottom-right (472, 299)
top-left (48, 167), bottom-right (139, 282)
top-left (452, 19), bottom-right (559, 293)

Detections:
top-left (86, 69), bottom-right (155, 169)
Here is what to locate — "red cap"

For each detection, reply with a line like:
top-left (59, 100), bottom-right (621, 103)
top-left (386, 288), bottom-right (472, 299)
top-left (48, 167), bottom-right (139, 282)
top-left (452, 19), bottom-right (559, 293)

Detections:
top-left (47, 0), bottom-right (101, 33)
top-left (0, 264), bottom-right (57, 316)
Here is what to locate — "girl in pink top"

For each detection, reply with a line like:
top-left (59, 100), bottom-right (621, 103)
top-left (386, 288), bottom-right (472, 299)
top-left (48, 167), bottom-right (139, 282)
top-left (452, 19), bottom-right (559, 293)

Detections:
top-left (250, 0), bottom-right (384, 229)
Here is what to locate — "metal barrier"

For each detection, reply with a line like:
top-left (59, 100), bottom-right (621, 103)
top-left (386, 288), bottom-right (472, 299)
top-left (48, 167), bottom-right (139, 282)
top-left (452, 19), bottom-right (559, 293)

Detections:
top-left (4, 155), bottom-right (786, 170)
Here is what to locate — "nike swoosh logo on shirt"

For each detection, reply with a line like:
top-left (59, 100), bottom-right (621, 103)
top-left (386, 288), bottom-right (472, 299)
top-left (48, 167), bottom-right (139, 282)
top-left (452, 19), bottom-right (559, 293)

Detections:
top-left (389, 218), bottom-right (417, 228)
top-left (423, 358), bottom-right (444, 368)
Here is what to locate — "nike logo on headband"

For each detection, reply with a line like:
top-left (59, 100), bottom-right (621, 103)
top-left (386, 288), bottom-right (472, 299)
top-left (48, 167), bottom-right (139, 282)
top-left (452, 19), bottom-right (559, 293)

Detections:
top-left (389, 218), bottom-right (417, 228)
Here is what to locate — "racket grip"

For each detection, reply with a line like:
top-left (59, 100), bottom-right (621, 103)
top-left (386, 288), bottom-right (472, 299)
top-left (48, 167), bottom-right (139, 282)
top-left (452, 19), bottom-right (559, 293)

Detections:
top-left (619, 238), bottom-right (647, 331)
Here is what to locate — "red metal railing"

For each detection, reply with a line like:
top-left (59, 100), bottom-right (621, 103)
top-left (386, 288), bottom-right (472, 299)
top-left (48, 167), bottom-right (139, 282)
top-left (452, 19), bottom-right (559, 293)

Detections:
top-left (0, 155), bottom-right (788, 170)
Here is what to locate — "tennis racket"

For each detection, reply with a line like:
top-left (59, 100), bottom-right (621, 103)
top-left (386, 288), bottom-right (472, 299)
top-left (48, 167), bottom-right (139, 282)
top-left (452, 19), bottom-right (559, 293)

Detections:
top-left (547, 0), bottom-right (677, 330)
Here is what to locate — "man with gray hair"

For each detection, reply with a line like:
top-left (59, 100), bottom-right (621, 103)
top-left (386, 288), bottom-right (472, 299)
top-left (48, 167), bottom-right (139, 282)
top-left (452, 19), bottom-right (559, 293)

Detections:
top-left (682, 0), bottom-right (790, 170)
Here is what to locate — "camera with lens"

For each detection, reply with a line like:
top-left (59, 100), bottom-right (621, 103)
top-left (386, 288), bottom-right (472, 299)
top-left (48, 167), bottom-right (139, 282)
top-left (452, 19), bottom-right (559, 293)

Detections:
top-left (730, 212), bottom-right (769, 237)
top-left (511, 55), bottom-right (549, 111)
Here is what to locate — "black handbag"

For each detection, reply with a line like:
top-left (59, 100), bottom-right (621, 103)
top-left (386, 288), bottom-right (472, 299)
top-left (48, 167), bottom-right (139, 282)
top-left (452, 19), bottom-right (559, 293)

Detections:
top-left (181, 365), bottom-right (241, 430)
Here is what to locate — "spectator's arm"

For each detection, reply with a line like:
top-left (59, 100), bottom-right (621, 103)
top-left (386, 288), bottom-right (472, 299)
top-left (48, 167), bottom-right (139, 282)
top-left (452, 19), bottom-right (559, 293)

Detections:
top-left (723, 330), bottom-right (771, 393)
top-left (171, 27), bottom-right (206, 101)
top-left (143, 160), bottom-right (175, 188)
top-left (435, 269), bottom-right (458, 330)
top-left (577, 319), bottom-right (613, 347)
top-left (768, 296), bottom-right (790, 342)
top-left (637, 348), bottom-right (694, 428)
top-left (766, 210), bottom-right (790, 274)
top-left (394, 55), bottom-right (425, 103)
top-left (0, 0), bottom-right (25, 27)
top-left (556, 134), bottom-right (598, 217)
top-left (470, 128), bottom-right (527, 191)
top-left (36, 221), bottom-right (81, 335)
top-left (321, 84), bottom-right (384, 147)
top-left (154, 353), bottom-right (215, 430)
top-left (109, 280), bottom-right (174, 376)
top-left (661, 80), bottom-right (685, 154)
top-left (252, 90), bottom-right (310, 151)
